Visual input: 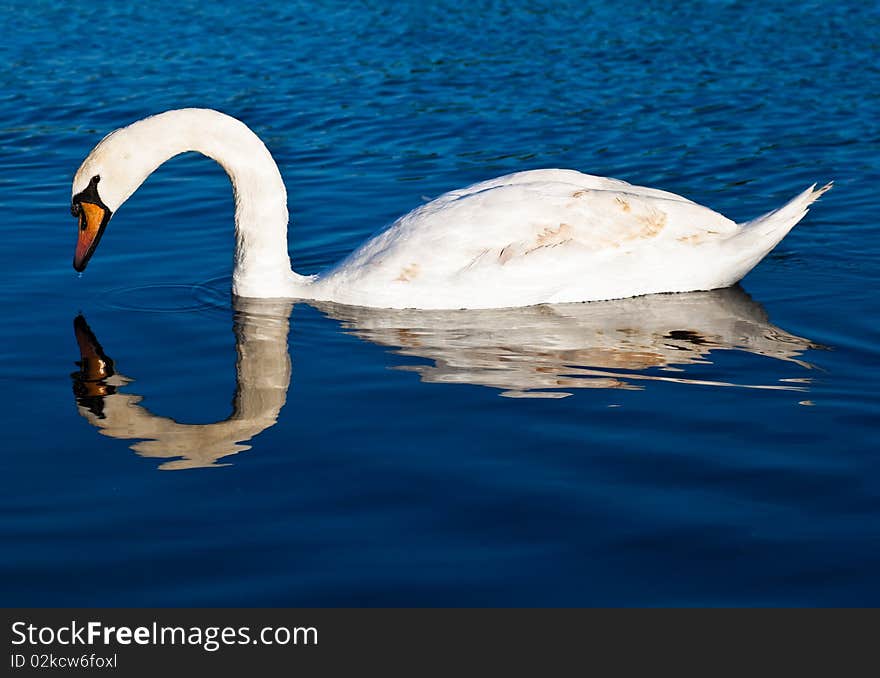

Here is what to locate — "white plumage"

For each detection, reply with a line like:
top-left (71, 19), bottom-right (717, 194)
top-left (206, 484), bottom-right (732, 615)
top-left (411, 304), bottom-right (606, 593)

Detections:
top-left (71, 109), bottom-right (830, 309)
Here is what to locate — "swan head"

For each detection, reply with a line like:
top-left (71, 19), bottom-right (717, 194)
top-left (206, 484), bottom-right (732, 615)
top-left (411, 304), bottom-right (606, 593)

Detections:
top-left (70, 121), bottom-right (160, 272)
top-left (71, 131), bottom-right (133, 272)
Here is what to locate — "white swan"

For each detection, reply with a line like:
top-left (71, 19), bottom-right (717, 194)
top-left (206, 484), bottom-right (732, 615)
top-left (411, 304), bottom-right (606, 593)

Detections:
top-left (71, 108), bottom-right (830, 309)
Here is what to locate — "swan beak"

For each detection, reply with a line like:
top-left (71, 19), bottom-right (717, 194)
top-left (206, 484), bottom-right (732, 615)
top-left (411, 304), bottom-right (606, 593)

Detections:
top-left (73, 201), bottom-right (111, 272)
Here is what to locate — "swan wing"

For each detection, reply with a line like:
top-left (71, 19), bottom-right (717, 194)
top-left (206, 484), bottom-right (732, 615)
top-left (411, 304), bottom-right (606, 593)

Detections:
top-left (319, 170), bottom-right (738, 308)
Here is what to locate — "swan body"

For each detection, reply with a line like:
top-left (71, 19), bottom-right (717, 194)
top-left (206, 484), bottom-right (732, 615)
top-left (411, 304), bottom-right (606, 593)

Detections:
top-left (71, 108), bottom-right (830, 309)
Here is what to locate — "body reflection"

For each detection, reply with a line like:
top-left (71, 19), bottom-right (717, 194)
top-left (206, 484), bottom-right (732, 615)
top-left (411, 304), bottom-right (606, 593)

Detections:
top-left (71, 287), bottom-right (818, 469)
top-left (316, 286), bottom-right (818, 398)
top-left (72, 298), bottom-right (293, 470)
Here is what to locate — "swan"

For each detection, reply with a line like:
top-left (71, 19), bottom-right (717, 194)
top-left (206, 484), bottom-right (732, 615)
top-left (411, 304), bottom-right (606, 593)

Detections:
top-left (71, 108), bottom-right (831, 309)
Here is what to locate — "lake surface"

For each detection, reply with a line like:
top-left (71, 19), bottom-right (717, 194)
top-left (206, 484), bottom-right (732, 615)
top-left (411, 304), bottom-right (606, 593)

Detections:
top-left (1, 0), bottom-right (878, 606)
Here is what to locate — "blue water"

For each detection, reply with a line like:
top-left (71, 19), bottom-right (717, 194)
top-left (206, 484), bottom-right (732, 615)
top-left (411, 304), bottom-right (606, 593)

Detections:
top-left (1, 0), bottom-right (879, 606)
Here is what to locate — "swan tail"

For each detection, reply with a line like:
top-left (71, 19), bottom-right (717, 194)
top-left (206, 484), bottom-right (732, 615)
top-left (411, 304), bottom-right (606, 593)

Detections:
top-left (718, 182), bottom-right (831, 286)
top-left (737, 181), bottom-right (832, 241)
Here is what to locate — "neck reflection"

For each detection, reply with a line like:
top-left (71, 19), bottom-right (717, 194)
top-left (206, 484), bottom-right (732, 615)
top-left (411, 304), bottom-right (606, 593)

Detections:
top-left (72, 298), bottom-right (293, 470)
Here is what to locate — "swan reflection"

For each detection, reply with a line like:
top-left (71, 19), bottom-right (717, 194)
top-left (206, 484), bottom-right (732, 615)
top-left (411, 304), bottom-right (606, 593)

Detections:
top-left (71, 287), bottom-right (817, 469)
top-left (72, 298), bottom-right (293, 470)
top-left (316, 286), bottom-right (817, 397)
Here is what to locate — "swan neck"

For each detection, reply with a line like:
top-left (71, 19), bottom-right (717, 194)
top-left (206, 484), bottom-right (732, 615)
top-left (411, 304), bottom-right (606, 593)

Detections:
top-left (130, 110), bottom-right (308, 296)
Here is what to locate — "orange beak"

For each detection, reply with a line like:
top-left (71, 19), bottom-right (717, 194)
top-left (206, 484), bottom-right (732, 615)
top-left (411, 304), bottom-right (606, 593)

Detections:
top-left (73, 201), bottom-right (111, 272)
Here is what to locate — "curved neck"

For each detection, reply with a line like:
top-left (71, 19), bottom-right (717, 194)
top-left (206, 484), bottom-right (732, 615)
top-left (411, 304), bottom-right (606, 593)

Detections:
top-left (112, 109), bottom-right (307, 296)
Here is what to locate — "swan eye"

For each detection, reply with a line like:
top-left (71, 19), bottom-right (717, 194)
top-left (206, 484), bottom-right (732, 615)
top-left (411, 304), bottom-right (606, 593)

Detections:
top-left (72, 175), bottom-right (104, 208)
